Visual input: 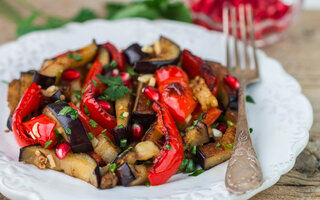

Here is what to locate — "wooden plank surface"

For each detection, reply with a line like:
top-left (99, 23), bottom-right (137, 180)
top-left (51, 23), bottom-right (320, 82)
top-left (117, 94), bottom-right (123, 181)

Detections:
top-left (0, 1), bottom-right (319, 199)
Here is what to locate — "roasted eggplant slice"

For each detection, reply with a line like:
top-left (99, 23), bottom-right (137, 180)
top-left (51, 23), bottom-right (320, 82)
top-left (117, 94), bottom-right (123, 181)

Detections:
top-left (98, 45), bottom-right (110, 66)
top-left (134, 36), bottom-right (180, 74)
top-left (196, 126), bottom-right (236, 169)
top-left (142, 123), bottom-right (164, 148)
top-left (33, 71), bottom-right (56, 89)
top-left (50, 89), bottom-right (64, 102)
top-left (19, 145), bottom-right (101, 188)
top-left (39, 41), bottom-right (98, 77)
top-left (7, 79), bottom-right (20, 115)
top-left (116, 162), bottom-right (148, 186)
top-left (196, 142), bottom-right (231, 170)
top-left (134, 141), bottom-right (160, 161)
top-left (123, 43), bottom-right (149, 65)
top-left (43, 102), bottom-right (93, 153)
top-left (132, 82), bottom-right (156, 129)
top-left (100, 170), bottom-right (118, 189)
top-left (183, 120), bottom-right (210, 148)
top-left (113, 93), bottom-right (133, 147)
top-left (91, 134), bottom-right (120, 163)
top-left (208, 61), bottom-right (238, 110)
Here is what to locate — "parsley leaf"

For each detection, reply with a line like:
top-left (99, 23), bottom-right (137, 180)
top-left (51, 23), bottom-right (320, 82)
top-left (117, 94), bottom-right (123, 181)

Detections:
top-left (44, 140), bottom-right (53, 149)
top-left (216, 142), bottom-right (221, 148)
top-left (109, 163), bottom-right (117, 173)
top-left (189, 169), bottom-right (205, 176)
top-left (185, 159), bottom-right (196, 173)
top-left (97, 75), bottom-right (129, 101)
top-left (249, 128), bottom-right (253, 133)
top-left (67, 53), bottom-right (73, 58)
top-left (126, 66), bottom-right (138, 76)
top-left (226, 143), bottom-right (234, 149)
top-left (165, 145), bottom-right (172, 150)
top-left (89, 120), bottom-right (98, 128)
top-left (102, 132), bottom-right (112, 143)
top-left (58, 106), bottom-right (78, 119)
top-left (120, 139), bottom-right (127, 147)
top-left (246, 95), bottom-right (255, 104)
top-left (118, 147), bottom-right (133, 158)
top-left (87, 132), bottom-right (94, 140)
top-left (65, 128), bottom-right (71, 135)
top-left (188, 120), bottom-right (199, 130)
top-left (145, 181), bottom-right (151, 187)
top-left (97, 75), bottom-right (123, 86)
top-left (179, 158), bottom-right (189, 170)
top-left (192, 146), bottom-right (197, 155)
top-left (117, 124), bottom-right (125, 129)
top-left (227, 120), bottom-right (234, 127)
top-left (92, 79), bottom-right (98, 86)
top-left (1, 80), bottom-right (9, 84)
top-left (109, 61), bottom-right (117, 69)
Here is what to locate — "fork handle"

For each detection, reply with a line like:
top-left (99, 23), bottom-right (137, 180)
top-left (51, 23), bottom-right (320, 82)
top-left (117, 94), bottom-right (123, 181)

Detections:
top-left (225, 80), bottom-right (263, 194)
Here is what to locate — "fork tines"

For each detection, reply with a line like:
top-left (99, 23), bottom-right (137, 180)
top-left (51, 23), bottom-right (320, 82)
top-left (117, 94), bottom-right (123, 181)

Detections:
top-left (223, 5), bottom-right (259, 75)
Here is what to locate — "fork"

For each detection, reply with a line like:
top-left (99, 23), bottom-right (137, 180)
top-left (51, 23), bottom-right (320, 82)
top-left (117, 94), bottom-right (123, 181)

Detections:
top-left (223, 5), bottom-right (263, 194)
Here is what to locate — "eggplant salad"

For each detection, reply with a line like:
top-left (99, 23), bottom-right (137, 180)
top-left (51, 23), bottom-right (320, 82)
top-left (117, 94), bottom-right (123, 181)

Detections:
top-left (6, 36), bottom-right (239, 188)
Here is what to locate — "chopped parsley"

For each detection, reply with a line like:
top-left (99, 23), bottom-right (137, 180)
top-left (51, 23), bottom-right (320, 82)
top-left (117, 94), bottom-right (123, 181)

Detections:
top-left (227, 120), bottom-right (234, 127)
top-left (216, 142), bottom-right (221, 148)
top-left (180, 131), bottom-right (185, 137)
top-left (58, 106), bottom-right (78, 119)
top-left (249, 128), bottom-right (253, 133)
top-left (188, 120), bottom-right (199, 130)
top-left (109, 163), bottom-right (117, 173)
top-left (1, 80), bottom-right (9, 84)
top-left (198, 112), bottom-right (204, 121)
top-left (118, 147), bottom-right (133, 158)
top-left (189, 169), bottom-right (204, 176)
top-left (246, 95), bottom-right (255, 104)
top-left (117, 124), bottom-right (125, 129)
top-left (145, 181), bottom-right (151, 187)
top-left (192, 146), bottom-right (197, 155)
top-left (185, 159), bottom-right (196, 173)
top-left (87, 132), bottom-right (94, 140)
top-left (83, 105), bottom-right (90, 117)
top-left (145, 126), bottom-right (151, 134)
top-left (92, 79), bottom-right (98, 86)
top-left (102, 131), bottom-right (112, 143)
top-left (73, 54), bottom-right (83, 62)
top-left (126, 66), bottom-right (138, 76)
top-left (165, 145), bottom-right (172, 150)
top-left (226, 143), bottom-right (234, 149)
top-left (65, 128), bottom-right (71, 135)
top-left (120, 112), bottom-right (126, 120)
top-left (179, 158), bottom-right (189, 170)
top-left (54, 128), bottom-right (60, 135)
top-left (67, 53), bottom-right (73, 58)
top-left (44, 140), bottom-right (52, 149)
top-left (120, 139), bottom-right (127, 147)
top-left (89, 120), bottom-right (98, 128)
top-left (146, 99), bottom-right (151, 105)
top-left (96, 75), bottom-right (129, 101)
top-left (109, 61), bottom-right (117, 69)
top-left (73, 90), bottom-right (81, 101)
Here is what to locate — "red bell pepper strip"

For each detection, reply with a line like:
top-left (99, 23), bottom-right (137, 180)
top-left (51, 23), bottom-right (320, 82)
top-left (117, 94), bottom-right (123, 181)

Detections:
top-left (181, 49), bottom-right (219, 96)
top-left (12, 82), bottom-right (43, 147)
top-left (181, 49), bottom-right (203, 79)
top-left (192, 104), bottom-right (222, 127)
top-left (23, 115), bottom-right (56, 149)
top-left (81, 81), bottom-right (117, 134)
top-left (69, 102), bottom-right (114, 140)
top-left (148, 102), bottom-right (184, 186)
top-left (102, 42), bottom-right (126, 71)
top-left (83, 59), bottom-right (103, 87)
top-left (89, 152), bottom-right (106, 166)
top-left (155, 66), bottom-right (197, 122)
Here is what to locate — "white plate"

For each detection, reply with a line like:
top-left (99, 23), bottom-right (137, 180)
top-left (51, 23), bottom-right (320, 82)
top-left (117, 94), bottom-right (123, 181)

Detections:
top-left (0, 19), bottom-right (313, 200)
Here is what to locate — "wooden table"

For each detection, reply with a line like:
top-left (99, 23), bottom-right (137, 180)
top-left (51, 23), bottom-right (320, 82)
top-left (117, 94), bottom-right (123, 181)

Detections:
top-left (0, 1), bottom-right (319, 199)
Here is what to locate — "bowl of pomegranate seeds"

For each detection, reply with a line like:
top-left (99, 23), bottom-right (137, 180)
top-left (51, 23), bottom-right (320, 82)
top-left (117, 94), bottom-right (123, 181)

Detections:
top-left (187, 0), bottom-right (303, 47)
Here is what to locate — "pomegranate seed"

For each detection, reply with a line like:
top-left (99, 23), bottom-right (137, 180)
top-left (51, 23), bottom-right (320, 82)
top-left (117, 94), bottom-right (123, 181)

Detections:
top-left (217, 123), bottom-right (227, 133)
top-left (96, 100), bottom-right (111, 112)
top-left (61, 69), bottom-right (80, 82)
top-left (55, 142), bottom-right (71, 160)
top-left (223, 75), bottom-right (240, 90)
top-left (132, 123), bottom-right (144, 141)
top-left (111, 69), bottom-right (119, 77)
top-left (119, 72), bottom-right (132, 87)
top-left (143, 86), bottom-right (160, 102)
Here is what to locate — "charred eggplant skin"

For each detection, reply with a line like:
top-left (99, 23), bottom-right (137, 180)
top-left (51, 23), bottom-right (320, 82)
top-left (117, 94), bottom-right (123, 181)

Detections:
top-left (6, 115), bottom-right (12, 131)
top-left (33, 71), bottom-right (56, 89)
top-left (123, 43), bottom-right (149, 65)
top-left (116, 162), bottom-right (137, 186)
top-left (46, 101), bottom-right (93, 153)
top-left (50, 90), bottom-right (64, 102)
